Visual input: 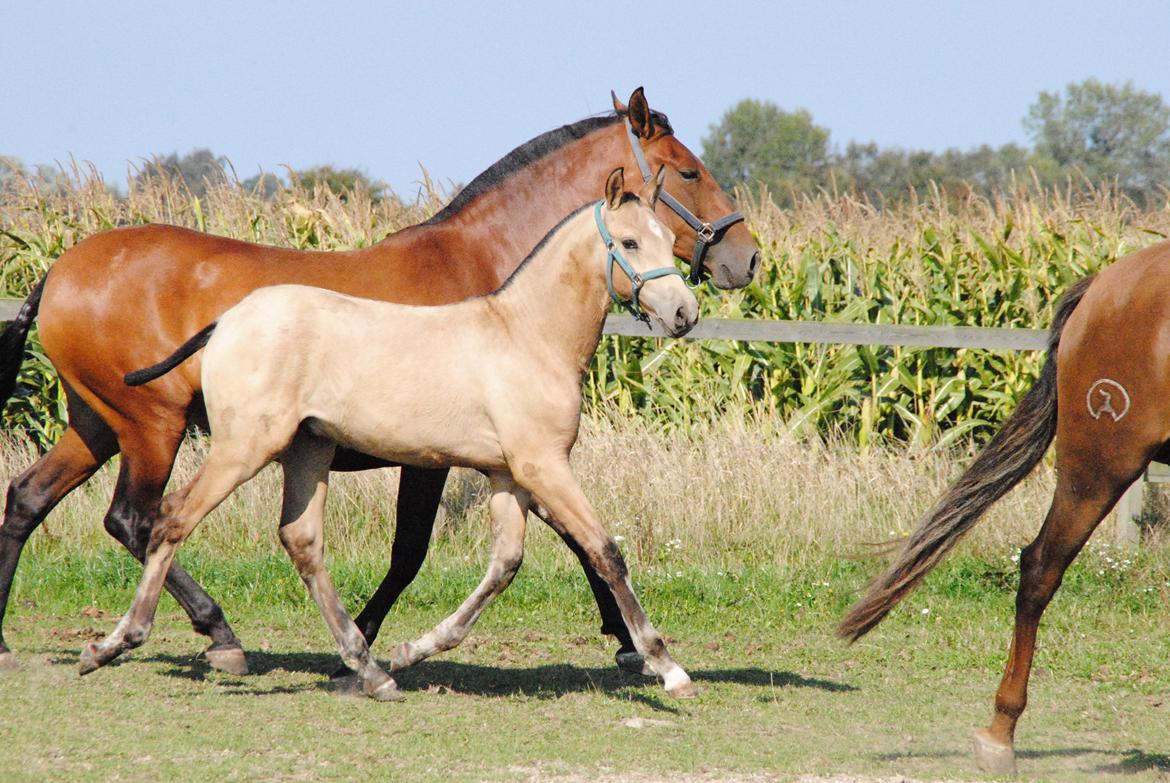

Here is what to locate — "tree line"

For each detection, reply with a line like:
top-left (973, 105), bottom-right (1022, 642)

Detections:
top-left (701, 79), bottom-right (1170, 206)
top-left (0, 150), bottom-right (387, 202)
top-left (5, 78), bottom-right (1168, 208)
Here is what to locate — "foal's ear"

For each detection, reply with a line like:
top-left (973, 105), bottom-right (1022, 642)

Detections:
top-left (627, 87), bottom-right (655, 138)
top-left (638, 165), bottom-right (666, 209)
top-left (611, 89), bottom-right (627, 114)
top-left (605, 167), bottom-right (625, 209)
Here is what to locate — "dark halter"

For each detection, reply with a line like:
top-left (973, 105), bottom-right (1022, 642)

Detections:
top-left (623, 118), bottom-right (745, 285)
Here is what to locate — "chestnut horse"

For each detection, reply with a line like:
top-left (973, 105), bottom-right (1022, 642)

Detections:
top-left (0, 88), bottom-right (758, 675)
top-left (839, 244), bottom-right (1170, 773)
top-left (83, 169), bottom-right (698, 702)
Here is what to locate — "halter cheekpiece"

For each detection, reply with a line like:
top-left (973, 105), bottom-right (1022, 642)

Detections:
top-left (594, 200), bottom-right (683, 327)
top-left (623, 117), bottom-right (745, 285)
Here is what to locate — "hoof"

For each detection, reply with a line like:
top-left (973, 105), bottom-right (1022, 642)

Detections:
top-left (665, 678), bottom-right (699, 699)
top-left (0, 650), bottom-right (18, 673)
top-left (973, 728), bottom-right (1017, 775)
top-left (204, 645), bottom-right (249, 676)
top-left (78, 643), bottom-right (105, 676)
top-left (389, 642), bottom-right (414, 671)
top-left (615, 650), bottom-right (654, 677)
top-left (663, 667), bottom-right (698, 699)
top-left (368, 679), bottom-right (406, 703)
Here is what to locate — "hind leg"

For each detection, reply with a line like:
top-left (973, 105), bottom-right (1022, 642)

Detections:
top-left (0, 399), bottom-right (117, 669)
top-left (80, 435), bottom-right (273, 674)
top-left (530, 501), bottom-right (648, 675)
top-left (279, 433), bottom-right (402, 701)
top-left (392, 472), bottom-right (528, 669)
top-left (522, 457), bottom-right (694, 698)
top-left (102, 427), bottom-right (247, 674)
top-left (974, 447), bottom-right (1149, 773)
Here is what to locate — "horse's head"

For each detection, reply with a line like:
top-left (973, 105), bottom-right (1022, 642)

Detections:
top-left (613, 87), bottom-right (760, 290)
top-left (597, 167), bottom-right (698, 338)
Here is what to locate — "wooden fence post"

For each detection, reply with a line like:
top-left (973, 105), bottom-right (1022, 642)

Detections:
top-left (1114, 478), bottom-right (1143, 548)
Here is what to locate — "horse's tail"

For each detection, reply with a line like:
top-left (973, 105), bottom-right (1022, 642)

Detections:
top-left (124, 322), bottom-right (218, 387)
top-left (0, 272), bottom-right (50, 410)
top-left (837, 274), bottom-right (1095, 643)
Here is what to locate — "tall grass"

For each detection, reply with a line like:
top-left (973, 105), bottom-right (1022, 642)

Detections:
top-left (1, 412), bottom-right (1101, 571)
top-left (2, 170), bottom-right (1169, 446)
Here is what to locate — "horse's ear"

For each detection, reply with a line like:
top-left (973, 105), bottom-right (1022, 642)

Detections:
top-left (611, 89), bottom-right (627, 114)
top-left (605, 167), bottom-right (625, 209)
top-left (627, 87), bottom-right (654, 138)
top-left (639, 165), bottom-right (666, 208)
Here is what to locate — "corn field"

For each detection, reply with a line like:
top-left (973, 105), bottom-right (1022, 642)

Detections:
top-left (2, 169), bottom-right (1169, 448)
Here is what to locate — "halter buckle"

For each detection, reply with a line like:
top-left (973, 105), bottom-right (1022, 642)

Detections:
top-left (696, 223), bottom-right (716, 243)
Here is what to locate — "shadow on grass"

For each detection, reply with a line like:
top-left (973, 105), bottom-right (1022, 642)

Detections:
top-left (876, 744), bottom-right (1169, 776)
top-left (52, 646), bottom-right (855, 704)
top-left (1088, 748), bottom-right (1170, 775)
top-left (690, 667), bottom-right (856, 693)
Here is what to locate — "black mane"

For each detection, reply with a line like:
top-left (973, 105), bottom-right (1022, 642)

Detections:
top-left (423, 109), bottom-right (672, 225)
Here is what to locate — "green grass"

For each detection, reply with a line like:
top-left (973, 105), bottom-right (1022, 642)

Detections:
top-left (2, 546), bottom-right (1169, 783)
top-left (1, 421), bottom-right (1168, 782)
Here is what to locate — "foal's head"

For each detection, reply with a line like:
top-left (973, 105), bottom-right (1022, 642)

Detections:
top-left (599, 168), bottom-right (699, 337)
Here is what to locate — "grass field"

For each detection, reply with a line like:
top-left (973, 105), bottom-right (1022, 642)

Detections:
top-left (1, 420), bottom-right (1169, 782)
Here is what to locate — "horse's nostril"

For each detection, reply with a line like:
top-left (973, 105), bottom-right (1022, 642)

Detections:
top-left (675, 305), bottom-right (688, 326)
top-left (749, 251), bottom-right (761, 277)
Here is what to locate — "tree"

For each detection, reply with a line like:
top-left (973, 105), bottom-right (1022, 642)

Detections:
top-left (289, 165), bottom-right (387, 202)
top-left (701, 99), bottom-right (832, 205)
top-left (1024, 79), bottom-right (1170, 201)
top-left (837, 142), bottom-right (1035, 202)
top-left (134, 148), bottom-right (229, 198)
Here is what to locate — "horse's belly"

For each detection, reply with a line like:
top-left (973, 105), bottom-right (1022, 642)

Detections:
top-left (306, 411), bottom-right (506, 472)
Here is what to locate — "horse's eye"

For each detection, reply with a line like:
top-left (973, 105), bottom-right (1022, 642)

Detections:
top-left (622, 239), bottom-right (638, 251)
top-left (679, 169), bottom-right (700, 181)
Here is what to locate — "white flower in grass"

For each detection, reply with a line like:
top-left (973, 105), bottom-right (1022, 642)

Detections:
top-left (920, 608), bottom-right (930, 615)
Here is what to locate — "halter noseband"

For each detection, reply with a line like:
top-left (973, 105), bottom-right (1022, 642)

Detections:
top-left (594, 200), bottom-right (684, 326)
top-left (623, 118), bottom-right (745, 285)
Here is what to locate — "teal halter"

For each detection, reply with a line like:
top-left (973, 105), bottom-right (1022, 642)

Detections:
top-left (593, 200), bottom-right (685, 326)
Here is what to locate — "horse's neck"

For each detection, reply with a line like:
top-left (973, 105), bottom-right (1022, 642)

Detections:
top-left (366, 125), bottom-right (627, 289)
top-left (489, 213), bottom-right (610, 373)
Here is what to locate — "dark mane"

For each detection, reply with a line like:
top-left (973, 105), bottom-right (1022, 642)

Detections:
top-left (489, 202), bottom-right (594, 294)
top-left (424, 109), bottom-right (672, 225)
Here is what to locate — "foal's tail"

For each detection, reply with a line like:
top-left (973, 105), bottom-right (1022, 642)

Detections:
top-left (124, 322), bottom-right (218, 387)
top-left (0, 272), bottom-right (50, 410)
top-left (837, 275), bottom-right (1095, 642)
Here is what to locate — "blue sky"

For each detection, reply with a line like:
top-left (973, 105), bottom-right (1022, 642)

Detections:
top-left (6, 1), bottom-right (1170, 197)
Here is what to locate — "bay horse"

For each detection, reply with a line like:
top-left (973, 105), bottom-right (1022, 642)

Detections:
top-left (80, 168), bottom-right (698, 702)
top-left (0, 88), bottom-right (758, 676)
top-left (838, 245), bottom-right (1170, 773)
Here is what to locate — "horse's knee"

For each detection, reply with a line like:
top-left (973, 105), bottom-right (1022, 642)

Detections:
top-left (102, 502), bottom-right (146, 552)
top-left (279, 527), bottom-right (324, 575)
top-left (1, 480), bottom-right (46, 541)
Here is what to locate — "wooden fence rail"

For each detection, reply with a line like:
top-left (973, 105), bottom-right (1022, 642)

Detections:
top-left (0, 300), bottom-right (1147, 544)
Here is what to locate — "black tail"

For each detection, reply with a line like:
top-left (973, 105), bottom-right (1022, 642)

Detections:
top-left (0, 272), bottom-right (50, 410)
top-left (124, 322), bottom-right (218, 387)
top-left (838, 274), bottom-right (1095, 642)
